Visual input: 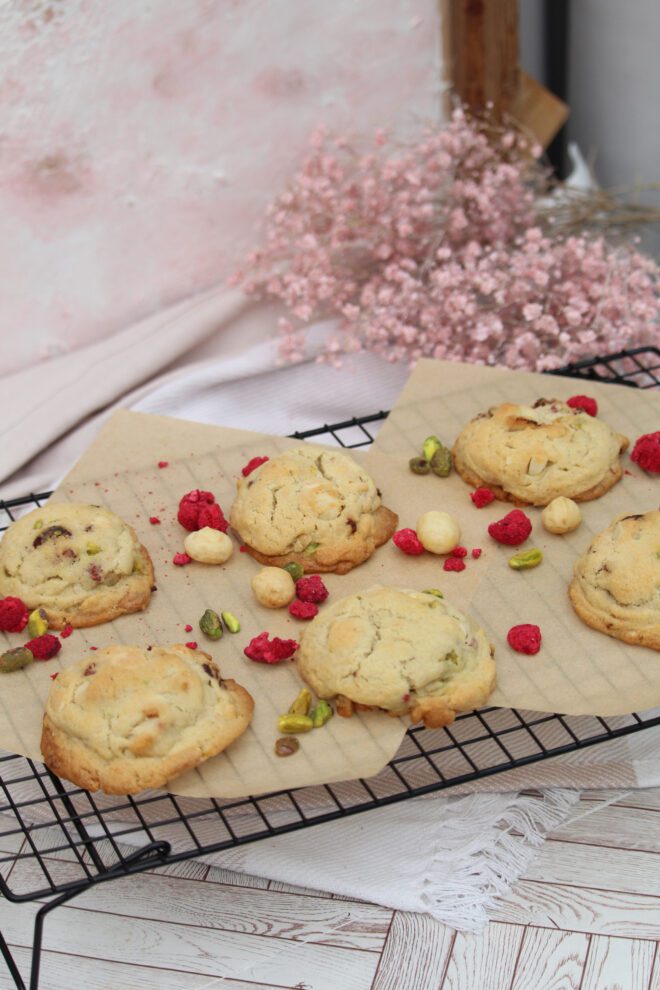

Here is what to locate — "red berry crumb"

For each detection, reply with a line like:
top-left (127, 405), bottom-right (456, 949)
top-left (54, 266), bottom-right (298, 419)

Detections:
top-left (630, 431), bottom-right (660, 473)
top-left (184, 624), bottom-right (193, 632)
top-left (392, 528), bottom-right (425, 555)
top-left (567, 394), bottom-right (598, 417)
top-left (157, 461), bottom-right (169, 468)
top-left (185, 641), bottom-right (198, 650)
top-left (149, 516), bottom-right (161, 525)
top-left (177, 490), bottom-right (229, 533)
top-left (0, 596), bottom-right (29, 633)
top-left (450, 545), bottom-right (468, 558)
top-left (50, 672), bottom-right (59, 680)
top-left (470, 487), bottom-right (496, 508)
top-left (295, 575), bottom-right (329, 603)
top-left (241, 455), bottom-right (269, 477)
top-left (60, 623), bottom-right (74, 639)
top-left (89, 646), bottom-right (98, 651)
top-left (288, 600), bottom-right (319, 620)
top-left (488, 509), bottom-right (532, 546)
top-left (471, 548), bottom-right (483, 559)
top-left (173, 552), bottom-right (192, 566)
top-left (507, 623), bottom-right (542, 655)
top-left (443, 557), bottom-right (466, 572)
top-left (24, 634), bottom-right (61, 661)
top-left (244, 632), bottom-right (298, 664)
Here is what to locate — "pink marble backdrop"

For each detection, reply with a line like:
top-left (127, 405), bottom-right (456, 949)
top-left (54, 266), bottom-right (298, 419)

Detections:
top-left (0, 0), bottom-right (444, 376)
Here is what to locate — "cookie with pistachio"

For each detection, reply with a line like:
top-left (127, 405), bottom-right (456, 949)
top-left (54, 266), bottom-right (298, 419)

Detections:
top-left (229, 445), bottom-right (398, 575)
top-left (0, 502), bottom-right (154, 629)
top-left (569, 510), bottom-right (660, 650)
top-left (452, 399), bottom-right (628, 506)
top-left (296, 585), bottom-right (496, 728)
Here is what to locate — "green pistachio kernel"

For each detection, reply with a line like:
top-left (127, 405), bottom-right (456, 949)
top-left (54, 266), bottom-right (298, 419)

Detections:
top-left (430, 446), bottom-right (452, 477)
top-left (422, 588), bottom-right (444, 598)
top-left (221, 610), bottom-right (240, 634)
top-left (27, 608), bottom-right (49, 638)
top-left (33, 520), bottom-right (44, 530)
top-left (508, 547), bottom-right (543, 570)
top-left (277, 714), bottom-right (315, 734)
top-left (283, 562), bottom-right (305, 582)
top-left (409, 456), bottom-right (431, 475)
top-left (0, 647), bottom-right (34, 673)
top-left (302, 542), bottom-right (320, 557)
top-left (422, 435), bottom-right (442, 462)
top-left (288, 688), bottom-right (312, 716)
top-left (275, 736), bottom-right (300, 757)
top-left (199, 608), bottom-right (223, 640)
top-left (310, 700), bottom-right (333, 728)
top-left (86, 542), bottom-right (102, 556)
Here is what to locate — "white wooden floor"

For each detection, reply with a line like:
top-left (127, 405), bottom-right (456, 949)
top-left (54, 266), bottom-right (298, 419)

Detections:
top-left (1, 787), bottom-right (660, 990)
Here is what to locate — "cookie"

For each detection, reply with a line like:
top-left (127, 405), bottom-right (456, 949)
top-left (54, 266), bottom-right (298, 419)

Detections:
top-left (569, 510), bottom-right (660, 650)
top-left (41, 644), bottom-right (254, 794)
top-left (452, 399), bottom-right (628, 506)
top-left (296, 586), bottom-right (496, 728)
top-left (229, 446), bottom-right (398, 575)
top-left (0, 502), bottom-right (154, 629)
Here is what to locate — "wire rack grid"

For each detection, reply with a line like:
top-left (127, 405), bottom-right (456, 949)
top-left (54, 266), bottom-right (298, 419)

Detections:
top-left (0, 345), bottom-right (659, 989)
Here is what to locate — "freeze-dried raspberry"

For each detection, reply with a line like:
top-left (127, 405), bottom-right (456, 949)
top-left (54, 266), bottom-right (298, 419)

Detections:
top-left (157, 461), bottom-right (169, 468)
top-left (567, 395), bottom-right (598, 417)
top-left (24, 634), bottom-right (61, 661)
top-left (149, 516), bottom-right (161, 525)
top-left (450, 545), bottom-right (468, 558)
top-left (185, 641), bottom-right (198, 650)
top-left (470, 487), bottom-right (496, 508)
top-left (173, 552), bottom-right (192, 566)
top-left (295, 575), bottom-right (329, 603)
top-left (488, 509), bottom-right (532, 546)
top-left (443, 557), bottom-right (466, 572)
top-left (184, 624), bottom-right (193, 632)
top-left (471, 548), bottom-right (483, 559)
top-left (244, 632), bottom-right (298, 664)
top-left (177, 490), bottom-right (228, 533)
top-left (0, 597), bottom-right (29, 633)
top-left (60, 624), bottom-right (74, 639)
top-left (507, 623), bottom-right (542, 655)
top-left (241, 456), bottom-right (269, 477)
top-left (630, 431), bottom-right (660, 473)
top-left (392, 528), bottom-right (425, 555)
top-left (288, 599), bottom-right (319, 620)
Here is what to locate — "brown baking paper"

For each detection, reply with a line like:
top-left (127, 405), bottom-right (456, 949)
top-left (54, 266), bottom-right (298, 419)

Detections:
top-left (0, 410), bottom-right (406, 798)
top-left (365, 357), bottom-right (660, 717)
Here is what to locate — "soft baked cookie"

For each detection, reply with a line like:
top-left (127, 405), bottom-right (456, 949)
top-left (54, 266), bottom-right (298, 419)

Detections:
top-left (569, 510), bottom-right (660, 650)
top-left (41, 644), bottom-right (254, 794)
top-left (229, 446), bottom-right (398, 574)
top-left (0, 502), bottom-right (154, 629)
top-left (296, 586), bottom-right (496, 728)
top-left (452, 399), bottom-right (628, 506)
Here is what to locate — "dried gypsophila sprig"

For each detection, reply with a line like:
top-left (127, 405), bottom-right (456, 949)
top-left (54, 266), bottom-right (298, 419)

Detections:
top-left (233, 108), bottom-right (658, 371)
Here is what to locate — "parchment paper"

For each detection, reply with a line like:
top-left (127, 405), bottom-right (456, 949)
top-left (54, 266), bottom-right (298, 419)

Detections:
top-left (0, 410), bottom-right (406, 798)
top-left (366, 358), bottom-right (660, 717)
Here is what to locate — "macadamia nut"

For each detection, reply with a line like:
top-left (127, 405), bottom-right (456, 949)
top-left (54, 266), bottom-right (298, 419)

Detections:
top-left (416, 511), bottom-right (461, 555)
top-left (183, 527), bottom-right (234, 564)
top-left (541, 497), bottom-right (582, 534)
top-left (251, 567), bottom-right (296, 608)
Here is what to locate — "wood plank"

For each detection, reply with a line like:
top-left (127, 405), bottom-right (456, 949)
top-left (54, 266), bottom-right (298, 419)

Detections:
top-left (581, 934), bottom-right (656, 990)
top-left (511, 928), bottom-right (590, 990)
top-left (206, 864), bottom-right (269, 889)
top-left (493, 881), bottom-right (660, 940)
top-left (551, 805), bottom-right (660, 853)
top-left (582, 788), bottom-right (660, 813)
top-left (649, 943), bottom-right (660, 990)
top-left (442, 921), bottom-right (523, 990)
top-left (372, 911), bottom-right (454, 990)
top-left (0, 902), bottom-right (380, 990)
top-left (523, 842), bottom-right (660, 896)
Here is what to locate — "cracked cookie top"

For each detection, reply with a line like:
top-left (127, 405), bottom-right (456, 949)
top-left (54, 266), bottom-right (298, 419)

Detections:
top-left (452, 400), bottom-right (628, 506)
top-left (296, 586), bottom-right (496, 728)
top-left (569, 510), bottom-right (660, 650)
top-left (41, 644), bottom-right (254, 794)
top-left (0, 502), bottom-right (154, 629)
top-left (229, 446), bottom-right (398, 574)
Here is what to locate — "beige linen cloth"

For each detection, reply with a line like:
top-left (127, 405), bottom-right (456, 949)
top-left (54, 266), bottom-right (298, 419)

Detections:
top-left (0, 284), bottom-right (658, 929)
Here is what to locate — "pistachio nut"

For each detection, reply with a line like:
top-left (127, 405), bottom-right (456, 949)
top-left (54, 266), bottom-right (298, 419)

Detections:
top-left (288, 688), bottom-right (312, 716)
top-left (86, 542), bottom-right (102, 555)
top-left (310, 700), bottom-right (333, 727)
top-left (277, 714), bottom-right (315, 734)
top-left (221, 611), bottom-right (241, 634)
top-left (508, 547), bottom-right (543, 570)
top-left (199, 608), bottom-right (223, 640)
top-left (409, 456), bottom-right (431, 476)
top-left (422, 588), bottom-right (444, 598)
top-left (0, 647), bottom-right (34, 674)
top-left (422, 435), bottom-right (442, 462)
top-left (283, 562), bottom-right (304, 582)
top-left (27, 608), bottom-right (48, 638)
top-left (274, 736), bottom-right (301, 757)
top-left (302, 542), bottom-right (319, 556)
top-left (430, 446), bottom-right (452, 477)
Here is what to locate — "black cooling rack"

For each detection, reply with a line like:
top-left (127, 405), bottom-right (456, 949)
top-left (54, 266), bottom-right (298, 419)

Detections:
top-left (1, 345), bottom-right (659, 990)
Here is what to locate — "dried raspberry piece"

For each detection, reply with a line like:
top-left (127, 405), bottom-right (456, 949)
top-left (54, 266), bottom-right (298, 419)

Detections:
top-left (443, 557), bottom-right (466, 572)
top-left (173, 552), bottom-right (192, 566)
top-left (295, 575), bottom-right (329, 603)
top-left (50, 672), bottom-right (59, 680)
top-left (198, 503), bottom-right (228, 531)
top-left (470, 487), bottom-right (496, 508)
top-left (185, 641), bottom-right (198, 650)
top-left (0, 597), bottom-right (29, 633)
top-left (392, 528), bottom-right (425, 555)
top-left (149, 516), bottom-right (161, 525)
top-left (488, 509), bottom-right (532, 546)
top-left (177, 490), bottom-right (228, 532)
top-left (184, 624), bottom-right (193, 632)
top-left (450, 545), bottom-right (468, 558)
top-left (471, 548), bottom-right (483, 559)
top-left (24, 634), bottom-right (61, 661)
top-left (60, 623), bottom-right (74, 639)
top-left (244, 632), bottom-right (298, 664)
top-left (241, 455), bottom-right (269, 477)
top-left (157, 461), bottom-right (169, 468)
top-left (507, 623), bottom-right (542, 655)
top-left (630, 431), bottom-right (660, 473)
top-left (567, 394), bottom-right (598, 417)
top-left (288, 600), bottom-right (319, 620)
